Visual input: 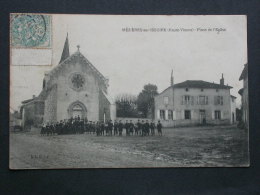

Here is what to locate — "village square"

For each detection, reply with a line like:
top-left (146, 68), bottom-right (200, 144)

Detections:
top-left (9, 32), bottom-right (249, 168)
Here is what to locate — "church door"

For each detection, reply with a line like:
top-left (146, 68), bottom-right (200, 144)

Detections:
top-left (71, 104), bottom-right (84, 119)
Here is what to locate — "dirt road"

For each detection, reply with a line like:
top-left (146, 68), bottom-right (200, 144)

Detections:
top-left (10, 125), bottom-right (249, 169)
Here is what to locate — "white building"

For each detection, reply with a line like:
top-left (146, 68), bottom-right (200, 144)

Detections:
top-left (154, 73), bottom-right (236, 127)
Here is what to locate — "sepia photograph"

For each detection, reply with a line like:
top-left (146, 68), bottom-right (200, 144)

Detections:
top-left (9, 14), bottom-right (249, 169)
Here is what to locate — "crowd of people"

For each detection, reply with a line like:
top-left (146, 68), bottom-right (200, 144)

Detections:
top-left (40, 116), bottom-right (163, 137)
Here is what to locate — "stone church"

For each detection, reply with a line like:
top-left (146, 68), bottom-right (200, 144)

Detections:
top-left (21, 35), bottom-right (116, 128)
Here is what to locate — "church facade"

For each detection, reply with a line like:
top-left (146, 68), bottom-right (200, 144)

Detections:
top-left (21, 35), bottom-right (116, 128)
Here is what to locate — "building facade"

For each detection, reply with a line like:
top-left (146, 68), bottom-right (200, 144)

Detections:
top-left (154, 74), bottom-right (236, 127)
top-left (21, 35), bottom-right (116, 129)
top-left (238, 63), bottom-right (249, 129)
top-left (230, 95), bottom-right (237, 124)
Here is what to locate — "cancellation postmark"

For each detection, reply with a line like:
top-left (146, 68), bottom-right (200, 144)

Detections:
top-left (10, 13), bottom-right (52, 48)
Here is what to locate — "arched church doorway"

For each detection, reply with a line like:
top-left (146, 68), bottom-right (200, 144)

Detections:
top-left (68, 101), bottom-right (87, 120)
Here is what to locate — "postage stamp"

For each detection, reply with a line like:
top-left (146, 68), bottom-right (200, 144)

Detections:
top-left (10, 14), bottom-right (52, 48)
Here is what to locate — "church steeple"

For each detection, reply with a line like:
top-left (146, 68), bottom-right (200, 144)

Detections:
top-left (59, 33), bottom-right (70, 64)
top-left (171, 69), bottom-right (174, 86)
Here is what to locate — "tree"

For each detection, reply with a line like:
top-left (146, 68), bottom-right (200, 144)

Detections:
top-left (137, 84), bottom-right (158, 118)
top-left (115, 93), bottom-right (139, 117)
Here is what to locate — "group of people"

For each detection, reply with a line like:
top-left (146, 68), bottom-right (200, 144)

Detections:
top-left (40, 116), bottom-right (163, 137)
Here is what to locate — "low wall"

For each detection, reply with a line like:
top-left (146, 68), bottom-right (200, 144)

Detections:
top-left (161, 119), bottom-right (231, 128)
top-left (116, 117), bottom-right (153, 123)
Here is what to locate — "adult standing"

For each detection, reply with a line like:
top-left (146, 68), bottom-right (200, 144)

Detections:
top-left (118, 120), bottom-right (123, 136)
top-left (157, 120), bottom-right (162, 136)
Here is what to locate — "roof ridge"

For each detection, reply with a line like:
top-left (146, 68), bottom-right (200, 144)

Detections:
top-left (48, 51), bottom-right (106, 82)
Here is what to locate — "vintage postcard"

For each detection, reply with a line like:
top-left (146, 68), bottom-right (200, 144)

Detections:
top-left (10, 13), bottom-right (52, 66)
top-left (9, 14), bottom-right (249, 169)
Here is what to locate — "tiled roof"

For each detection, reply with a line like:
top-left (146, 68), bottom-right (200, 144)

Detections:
top-left (21, 98), bottom-right (34, 104)
top-left (158, 80), bottom-right (232, 95)
top-left (173, 80), bottom-right (233, 89)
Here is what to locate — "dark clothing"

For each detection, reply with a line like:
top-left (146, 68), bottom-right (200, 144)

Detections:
top-left (129, 122), bottom-right (134, 135)
top-left (108, 121), bottom-right (113, 136)
top-left (150, 122), bottom-right (155, 136)
top-left (125, 122), bottom-right (130, 136)
top-left (157, 123), bottom-right (162, 135)
top-left (114, 122), bottom-right (118, 135)
top-left (145, 122), bottom-right (150, 136)
top-left (118, 122), bottom-right (123, 136)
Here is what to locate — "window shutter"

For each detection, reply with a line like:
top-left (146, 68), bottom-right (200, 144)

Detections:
top-left (173, 110), bottom-right (176, 120)
top-left (214, 96), bottom-right (217, 105)
top-left (206, 96), bottom-right (208, 105)
top-left (191, 110), bottom-right (193, 119)
top-left (157, 110), bottom-right (160, 119)
top-left (197, 96), bottom-right (199, 105)
top-left (181, 96), bottom-right (184, 105)
top-left (181, 110), bottom-right (184, 119)
top-left (212, 111), bottom-right (215, 119)
top-left (165, 110), bottom-right (168, 120)
top-left (220, 111), bottom-right (223, 119)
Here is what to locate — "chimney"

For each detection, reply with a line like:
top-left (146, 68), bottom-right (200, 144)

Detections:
top-left (220, 73), bottom-right (224, 85)
top-left (171, 69), bottom-right (174, 86)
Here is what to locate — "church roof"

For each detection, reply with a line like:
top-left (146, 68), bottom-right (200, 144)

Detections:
top-left (48, 34), bottom-right (107, 83)
top-left (158, 80), bottom-right (232, 95)
top-left (102, 90), bottom-right (115, 104)
top-left (48, 50), bottom-right (107, 83)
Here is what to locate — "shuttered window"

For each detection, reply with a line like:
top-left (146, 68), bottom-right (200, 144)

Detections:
top-left (214, 96), bottom-right (223, 105)
top-left (185, 110), bottom-right (191, 119)
top-left (181, 95), bottom-right (193, 105)
top-left (198, 96), bottom-right (208, 105)
top-left (160, 110), bottom-right (165, 120)
top-left (163, 96), bottom-right (169, 105)
top-left (215, 110), bottom-right (221, 119)
top-left (168, 110), bottom-right (173, 120)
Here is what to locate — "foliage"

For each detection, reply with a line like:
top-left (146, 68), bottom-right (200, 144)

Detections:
top-left (137, 84), bottom-right (158, 118)
top-left (115, 93), bottom-right (140, 117)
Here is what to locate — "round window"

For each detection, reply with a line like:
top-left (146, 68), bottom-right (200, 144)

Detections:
top-left (69, 73), bottom-right (85, 91)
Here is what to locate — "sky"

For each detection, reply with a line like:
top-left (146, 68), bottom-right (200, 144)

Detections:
top-left (10, 15), bottom-right (247, 111)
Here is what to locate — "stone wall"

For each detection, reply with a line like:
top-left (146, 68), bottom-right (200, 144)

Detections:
top-left (44, 85), bottom-right (57, 123)
top-left (99, 90), bottom-right (111, 122)
top-left (22, 102), bottom-right (35, 129)
top-left (42, 52), bottom-right (111, 123)
top-left (56, 61), bottom-right (100, 121)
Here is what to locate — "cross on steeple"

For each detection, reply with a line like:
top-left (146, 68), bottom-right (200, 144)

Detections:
top-left (77, 45), bottom-right (80, 51)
